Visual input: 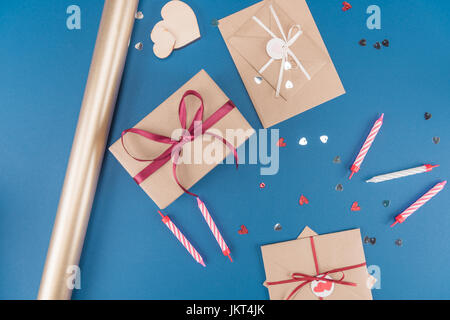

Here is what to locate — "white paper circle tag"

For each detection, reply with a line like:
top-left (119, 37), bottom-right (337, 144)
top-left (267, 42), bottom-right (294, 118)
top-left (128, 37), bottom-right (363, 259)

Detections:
top-left (311, 275), bottom-right (334, 298)
top-left (266, 38), bottom-right (286, 60)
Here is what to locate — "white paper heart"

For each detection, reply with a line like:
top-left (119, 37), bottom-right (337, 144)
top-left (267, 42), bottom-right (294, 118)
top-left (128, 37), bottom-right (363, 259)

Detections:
top-left (150, 24), bottom-right (176, 59)
top-left (159, 0), bottom-right (200, 49)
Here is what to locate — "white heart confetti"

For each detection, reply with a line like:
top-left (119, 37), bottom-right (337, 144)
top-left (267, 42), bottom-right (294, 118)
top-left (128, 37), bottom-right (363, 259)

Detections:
top-left (285, 80), bottom-right (293, 89)
top-left (299, 137), bottom-right (308, 146)
top-left (320, 135), bottom-right (328, 144)
top-left (284, 61), bottom-right (292, 70)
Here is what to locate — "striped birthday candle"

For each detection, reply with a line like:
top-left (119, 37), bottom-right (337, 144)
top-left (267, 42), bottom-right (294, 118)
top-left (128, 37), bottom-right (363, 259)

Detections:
top-left (391, 181), bottom-right (447, 227)
top-left (349, 114), bottom-right (384, 179)
top-left (366, 164), bottom-right (439, 183)
top-left (158, 211), bottom-right (206, 267)
top-left (197, 197), bottom-right (232, 262)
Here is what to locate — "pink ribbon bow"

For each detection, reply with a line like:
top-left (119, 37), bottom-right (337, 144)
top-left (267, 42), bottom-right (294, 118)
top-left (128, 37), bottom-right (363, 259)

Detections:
top-left (121, 90), bottom-right (238, 195)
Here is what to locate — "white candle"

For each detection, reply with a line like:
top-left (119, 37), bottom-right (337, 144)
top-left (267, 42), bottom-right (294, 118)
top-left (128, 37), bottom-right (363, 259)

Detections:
top-left (366, 164), bottom-right (439, 183)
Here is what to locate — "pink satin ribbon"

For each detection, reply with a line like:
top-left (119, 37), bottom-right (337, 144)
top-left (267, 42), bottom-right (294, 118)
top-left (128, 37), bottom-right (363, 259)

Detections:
top-left (121, 90), bottom-right (238, 196)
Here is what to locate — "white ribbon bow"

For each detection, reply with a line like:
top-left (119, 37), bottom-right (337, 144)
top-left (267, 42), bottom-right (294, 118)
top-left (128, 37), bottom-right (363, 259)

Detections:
top-left (252, 5), bottom-right (311, 97)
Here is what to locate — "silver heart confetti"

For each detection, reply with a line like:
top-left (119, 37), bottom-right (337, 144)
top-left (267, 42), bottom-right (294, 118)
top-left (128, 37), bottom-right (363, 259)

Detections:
top-left (320, 135), bottom-right (328, 143)
top-left (134, 42), bottom-right (143, 50)
top-left (274, 223), bottom-right (282, 231)
top-left (254, 76), bottom-right (263, 84)
top-left (135, 11), bottom-right (144, 19)
top-left (333, 156), bottom-right (341, 164)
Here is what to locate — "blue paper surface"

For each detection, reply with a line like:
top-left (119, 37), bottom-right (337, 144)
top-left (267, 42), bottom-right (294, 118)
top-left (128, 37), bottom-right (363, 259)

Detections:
top-left (0, 0), bottom-right (449, 299)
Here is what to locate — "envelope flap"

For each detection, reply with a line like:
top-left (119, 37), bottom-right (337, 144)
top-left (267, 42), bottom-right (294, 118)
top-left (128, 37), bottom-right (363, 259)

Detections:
top-left (297, 225), bottom-right (318, 239)
top-left (313, 229), bottom-right (366, 271)
top-left (261, 238), bottom-right (317, 281)
top-left (229, 0), bottom-right (329, 100)
top-left (268, 0), bottom-right (296, 39)
top-left (232, 1), bottom-right (272, 38)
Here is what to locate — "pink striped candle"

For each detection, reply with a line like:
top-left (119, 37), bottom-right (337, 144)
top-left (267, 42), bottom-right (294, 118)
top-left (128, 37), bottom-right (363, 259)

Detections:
top-left (158, 211), bottom-right (206, 267)
top-left (196, 197), bottom-right (233, 262)
top-left (391, 181), bottom-right (447, 227)
top-left (349, 114), bottom-right (384, 179)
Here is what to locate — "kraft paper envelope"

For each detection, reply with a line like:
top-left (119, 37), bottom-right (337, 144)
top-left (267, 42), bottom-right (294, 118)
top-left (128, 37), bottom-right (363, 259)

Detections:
top-left (219, 0), bottom-right (345, 128)
top-left (261, 227), bottom-right (373, 300)
top-left (109, 70), bottom-right (254, 209)
top-left (228, 0), bottom-right (328, 100)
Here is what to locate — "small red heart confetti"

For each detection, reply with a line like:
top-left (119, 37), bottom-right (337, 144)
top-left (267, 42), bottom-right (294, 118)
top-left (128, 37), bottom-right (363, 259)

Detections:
top-left (259, 182), bottom-right (266, 189)
top-left (238, 225), bottom-right (248, 235)
top-left (351, 201), bottom-right (361, 211)
top-left (299, 195), bottom-right (309, 206)
top-left (342, 1), bottom-right (352, 11)
top-left (277, 138), bottom-right (287, 147)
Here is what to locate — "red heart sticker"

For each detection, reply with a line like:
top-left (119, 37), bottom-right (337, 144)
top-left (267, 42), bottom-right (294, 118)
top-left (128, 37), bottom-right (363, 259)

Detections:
top-left (313, 280), bottom-right (333, 293)
top-left (311, 275), bottom-right (335, 298)
top-left (351, 201), bottom-right (361, 211)
top-left (277, 138), bottom-right (287, 147)
top-left (299, 195), bottom-right (309, 206)
top-left (238, 225), bottom-right (248, 235)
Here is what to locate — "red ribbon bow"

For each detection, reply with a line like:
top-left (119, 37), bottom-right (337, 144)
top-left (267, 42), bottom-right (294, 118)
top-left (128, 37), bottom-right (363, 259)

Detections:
top-left (265, 237), bottom-right (366, 300)
top-left (121, 90), bottom-right (238, 196)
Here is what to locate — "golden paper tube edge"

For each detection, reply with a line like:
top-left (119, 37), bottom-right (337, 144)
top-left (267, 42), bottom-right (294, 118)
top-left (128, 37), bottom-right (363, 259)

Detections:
top-left (38, 0), bottom-right (139, 300)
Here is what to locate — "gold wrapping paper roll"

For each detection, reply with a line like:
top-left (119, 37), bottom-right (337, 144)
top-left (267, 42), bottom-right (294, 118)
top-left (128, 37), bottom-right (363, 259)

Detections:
top-left (38, 0), bottom-right (139, 300)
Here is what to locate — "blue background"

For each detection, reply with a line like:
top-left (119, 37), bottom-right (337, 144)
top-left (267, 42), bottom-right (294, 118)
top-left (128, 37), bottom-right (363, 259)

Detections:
top-left (1, 0), bottom-right (449, 299)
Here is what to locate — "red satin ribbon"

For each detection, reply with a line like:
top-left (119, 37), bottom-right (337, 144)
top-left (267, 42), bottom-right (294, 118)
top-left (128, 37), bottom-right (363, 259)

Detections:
top-left (121, 90), bottom-right (238, 196)
top-left (265, 236), bottom-right (366, 300)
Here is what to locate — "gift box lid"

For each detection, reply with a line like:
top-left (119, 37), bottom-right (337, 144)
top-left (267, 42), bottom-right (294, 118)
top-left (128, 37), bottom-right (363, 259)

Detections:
top-left (109, 70), bottom-right (255, 209)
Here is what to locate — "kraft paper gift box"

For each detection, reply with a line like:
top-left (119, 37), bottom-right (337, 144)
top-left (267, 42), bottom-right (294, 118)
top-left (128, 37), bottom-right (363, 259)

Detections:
top-left (109, 70), bottom-right (254, 209)
top-left (261, 227), bottom-right (373, 300)
top-left (219, 0), bottom-right (345, 128)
